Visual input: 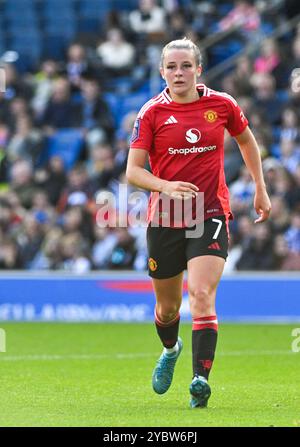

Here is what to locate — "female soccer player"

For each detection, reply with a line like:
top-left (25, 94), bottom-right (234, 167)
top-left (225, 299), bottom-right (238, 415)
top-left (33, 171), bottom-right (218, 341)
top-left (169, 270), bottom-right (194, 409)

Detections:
top-left (126, 38), bottom-right (271, 408)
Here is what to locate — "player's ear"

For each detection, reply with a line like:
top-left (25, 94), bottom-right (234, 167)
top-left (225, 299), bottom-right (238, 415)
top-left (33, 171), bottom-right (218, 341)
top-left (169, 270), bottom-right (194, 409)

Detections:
top-left (197, 65), bottom-right (202, 78)
top-left (160, 67), bottom-right (165, 80)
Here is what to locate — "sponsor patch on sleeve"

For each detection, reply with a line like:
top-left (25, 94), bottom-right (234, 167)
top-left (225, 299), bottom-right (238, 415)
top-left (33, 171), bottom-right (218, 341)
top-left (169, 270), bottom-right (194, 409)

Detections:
top-left (131, 118), bottom-right (141, 143)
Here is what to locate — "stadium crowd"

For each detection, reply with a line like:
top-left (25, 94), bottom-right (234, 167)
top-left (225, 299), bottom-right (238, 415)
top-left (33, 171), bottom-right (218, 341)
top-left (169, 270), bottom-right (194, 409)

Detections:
top-left (0, 0), bottom-right (300, 272)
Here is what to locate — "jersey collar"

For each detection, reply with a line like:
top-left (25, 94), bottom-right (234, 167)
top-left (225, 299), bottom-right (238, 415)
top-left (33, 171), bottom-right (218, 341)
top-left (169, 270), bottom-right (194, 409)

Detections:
top-left (162, 83), bottom-right (208, 103)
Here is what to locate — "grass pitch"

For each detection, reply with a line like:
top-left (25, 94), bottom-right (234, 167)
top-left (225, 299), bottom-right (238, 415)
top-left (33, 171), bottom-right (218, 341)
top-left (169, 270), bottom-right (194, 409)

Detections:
top-left (0, 322), bottom-right (299, 427)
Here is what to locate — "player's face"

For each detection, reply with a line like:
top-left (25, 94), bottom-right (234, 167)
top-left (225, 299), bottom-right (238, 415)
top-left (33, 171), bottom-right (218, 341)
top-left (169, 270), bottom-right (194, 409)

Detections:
top-left (160, 49), bottom-right (202, 100)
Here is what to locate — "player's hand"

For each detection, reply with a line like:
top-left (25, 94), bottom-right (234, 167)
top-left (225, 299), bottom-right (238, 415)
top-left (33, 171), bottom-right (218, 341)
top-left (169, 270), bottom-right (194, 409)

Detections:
top-left (254, 186), bottom-right (271, 223)
top-left (161, 181), bottom-right (199, 200)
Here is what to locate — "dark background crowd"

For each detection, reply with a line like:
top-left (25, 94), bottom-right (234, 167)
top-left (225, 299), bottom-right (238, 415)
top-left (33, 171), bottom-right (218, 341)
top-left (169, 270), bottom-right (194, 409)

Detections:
top-left (0, 0), bottom-right (300, 272)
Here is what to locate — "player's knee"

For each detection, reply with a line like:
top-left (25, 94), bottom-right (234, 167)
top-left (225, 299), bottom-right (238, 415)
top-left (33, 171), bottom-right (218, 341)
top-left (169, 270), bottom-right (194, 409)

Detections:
top-left (189, 286), bottom-right (214, 315)
top-left (156, 303), bottom-right (180, 323)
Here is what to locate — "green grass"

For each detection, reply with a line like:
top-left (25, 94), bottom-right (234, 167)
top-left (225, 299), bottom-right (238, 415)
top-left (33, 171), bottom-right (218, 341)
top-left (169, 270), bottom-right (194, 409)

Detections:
top-left (0, 323), bottom-right (299, 427)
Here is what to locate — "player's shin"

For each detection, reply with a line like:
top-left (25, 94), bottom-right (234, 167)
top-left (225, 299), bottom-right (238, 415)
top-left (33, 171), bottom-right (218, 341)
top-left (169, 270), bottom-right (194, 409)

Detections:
top-left (155, 307), bottom-right (180, 352)
top-left (192, 315), bottom-right (218, 379)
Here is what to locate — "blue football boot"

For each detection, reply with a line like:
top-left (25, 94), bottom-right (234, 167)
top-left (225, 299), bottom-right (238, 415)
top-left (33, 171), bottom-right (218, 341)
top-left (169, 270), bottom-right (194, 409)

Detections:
top-left (189, 375), bottom-right (211, 408)
top-left (152, 337), bottom-right (183, 394)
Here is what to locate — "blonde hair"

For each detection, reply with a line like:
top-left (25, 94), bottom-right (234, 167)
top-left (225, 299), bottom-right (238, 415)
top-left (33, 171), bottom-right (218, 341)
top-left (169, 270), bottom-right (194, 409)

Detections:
top-left (160, 38), bottom-right (202, 68)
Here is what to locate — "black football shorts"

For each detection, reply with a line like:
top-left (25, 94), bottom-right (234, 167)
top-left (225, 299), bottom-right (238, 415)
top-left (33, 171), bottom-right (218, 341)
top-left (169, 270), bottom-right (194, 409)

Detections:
top-left (146, 215), bottom-right (229, 279)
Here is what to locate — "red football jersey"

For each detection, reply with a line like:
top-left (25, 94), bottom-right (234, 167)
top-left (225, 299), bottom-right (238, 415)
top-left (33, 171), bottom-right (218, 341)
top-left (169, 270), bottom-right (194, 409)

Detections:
top-left (130, 83), bottom-right (248, 227)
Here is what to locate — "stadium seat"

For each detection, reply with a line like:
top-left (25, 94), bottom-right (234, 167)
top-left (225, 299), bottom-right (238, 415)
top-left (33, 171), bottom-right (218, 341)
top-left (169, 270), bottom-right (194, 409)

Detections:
top-left (7, 26), bottom-right (41, 40)
top-left (3, 0), bottom-right (35, 12)
top-left (45, 129), bottom-right (84, 171)
top-left (41, 4), bottom-right (76, 22)
top-left (270, 143), bottom-right (281, 158)
top-left (45, 22), bottom-right (77, 40)
top-left (78, 18), bottom-right (102, 34)
top-left (79, 0), bottom-right (111, 16)
top-left (4, 8), bottom-right (37, 20)
top-left (112, 0), bottom-right (139, 11)
top-left (43, 36), bottom-right (67, 60)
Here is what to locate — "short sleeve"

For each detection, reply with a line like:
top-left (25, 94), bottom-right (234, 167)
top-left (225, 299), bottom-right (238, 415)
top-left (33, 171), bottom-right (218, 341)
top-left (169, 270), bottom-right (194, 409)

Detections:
top-left (225, 97), bottom-right (249, 137)
top-left (130, 110), bottom-right (154, 152)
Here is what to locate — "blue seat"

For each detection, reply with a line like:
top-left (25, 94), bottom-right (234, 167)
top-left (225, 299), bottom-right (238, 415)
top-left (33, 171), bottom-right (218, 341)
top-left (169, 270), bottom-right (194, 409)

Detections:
top-left (78, 17), bottom-right (102, 33)
top-left (41, 7), bottom-right (75, 20)
top-left (4, 0), bottom-right (35, 12)
top-left (43, 35), bottom-right (67, 60)
top-left (4, 8), bottom-right (37, 20)
top-left (111, 0), bottom-right (139, 11)
top-left (8, 26), bottom-right (41, 39)
top-left (42, 0), bottom-right (74, 9)
top-left (103, 92), bottom-right (120, 126)
top-left (45, 22), bottom-right (77, 40)
top-left (45, 129), bottom-right (84, 171)
top-left (270, 143), bottom-right (281, 159)
top-left (79, 0), bottom-right (111, 16)
top-left (272, 126), bottom-right (282, 143)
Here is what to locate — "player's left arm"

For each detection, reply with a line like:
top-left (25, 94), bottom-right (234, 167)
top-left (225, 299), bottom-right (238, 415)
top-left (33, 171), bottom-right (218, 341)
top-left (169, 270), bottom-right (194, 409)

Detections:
top-left (234, 126), bottom-right (272, 223)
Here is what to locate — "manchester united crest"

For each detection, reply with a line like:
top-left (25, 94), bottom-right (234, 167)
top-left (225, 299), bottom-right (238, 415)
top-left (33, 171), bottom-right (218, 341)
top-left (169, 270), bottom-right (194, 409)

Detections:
top-left (204, 110), bottom-right (218, 123)
top-left (148, 257), bottom-right (158, 272)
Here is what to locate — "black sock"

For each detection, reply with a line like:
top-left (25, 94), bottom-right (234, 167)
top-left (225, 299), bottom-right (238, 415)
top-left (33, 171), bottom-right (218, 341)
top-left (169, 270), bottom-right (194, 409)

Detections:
top-left (155, 309), bottom-right (180, 349)
top-left (192, 315), bottom-right (218, 380)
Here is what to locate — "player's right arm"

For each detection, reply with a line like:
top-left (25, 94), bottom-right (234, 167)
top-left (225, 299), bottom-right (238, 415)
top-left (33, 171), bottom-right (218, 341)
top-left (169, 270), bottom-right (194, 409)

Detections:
top-left (126, 148), bottom-right (199, 199)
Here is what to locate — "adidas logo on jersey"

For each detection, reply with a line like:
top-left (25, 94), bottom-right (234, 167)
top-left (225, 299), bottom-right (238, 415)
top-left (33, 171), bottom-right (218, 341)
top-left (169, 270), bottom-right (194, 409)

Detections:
top-left (164, 116), bottom-right (178, 124)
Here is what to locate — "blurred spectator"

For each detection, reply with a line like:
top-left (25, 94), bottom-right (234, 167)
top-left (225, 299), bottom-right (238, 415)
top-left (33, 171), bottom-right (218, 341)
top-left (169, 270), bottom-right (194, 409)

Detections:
top-left (79, 76), bottom-right (114, 144)
top-left (66, 43), bottom-right (90, 92)
top-left (16, 212), bottom-right (46, 268)
top-left (34, 155), bottom-right (67, 206)
top-left (269, 195), bottom-right (290, 235)
top-left (2, 64), bottom-right (32, 101)
top-left (10, 159), bottom-right (37, 209)
top-left (284, 212), bottom-right (300, 253)
top-left (0, 121), bottom-right (10, 183)
top-left (31, 189), bottom-right (56, 223)
top-left (167, 9), bottom-right (188, 41)
top-left (6, 115), bottom-right (44, 167)
top-left (254, 38), bottom-right (280, 75)
top-left (236, 222), bottom-right (275, 270)
top-left (0, 198), bottom-right (15, 235)
top-left (231, 56), bottom-right (254, 97)
top-left (278, 137), bottom-right (300, 174)
top-left (62, 201), bottom-right (94, 245)
top-left (88, 143), bottom-right (115, 191)
top-left (106, 227), bottom-right (137, 270)
top-left (251, 73), bottom-right (284, 125)
top-left (31, 59), bottom-right (60, 119)
top-left (41, 77), bottom-right (80, 130)
top-left (279, 107), bottom-right (299, 142)
top-left (0, 238), bottom-right (22, 269)
top-left (92, 227), bottom-right (119, 269)
top-left (30, 226), bottom-right (63, 270)
top-left (273, 234), bottom-right (300, 270)
top-left (57, 163), bottom-right (94, 213)
top-left (58, 232), bottom-right (92, 273)
top-left (218, 0), bottom-right (261, 39)
top-left (7, 96), bottom-right (32, 131)
top-left (97, 28), bottom-right (135, 77)
top-left (224, 134), bottom-right (243, 184)
top-left (230, 165), bottom-right (255, 216)
top-left (129, 0), bottom-right (166, 37)
top-left (285, 164), bottom-right (300, 211)
top-left (0, 93), bottom-right (12, 126)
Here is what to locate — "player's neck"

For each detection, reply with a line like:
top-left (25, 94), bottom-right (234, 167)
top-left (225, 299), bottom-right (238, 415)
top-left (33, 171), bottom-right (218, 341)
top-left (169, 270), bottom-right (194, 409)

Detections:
top-left (168, 88), bottom-right (200, 104)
